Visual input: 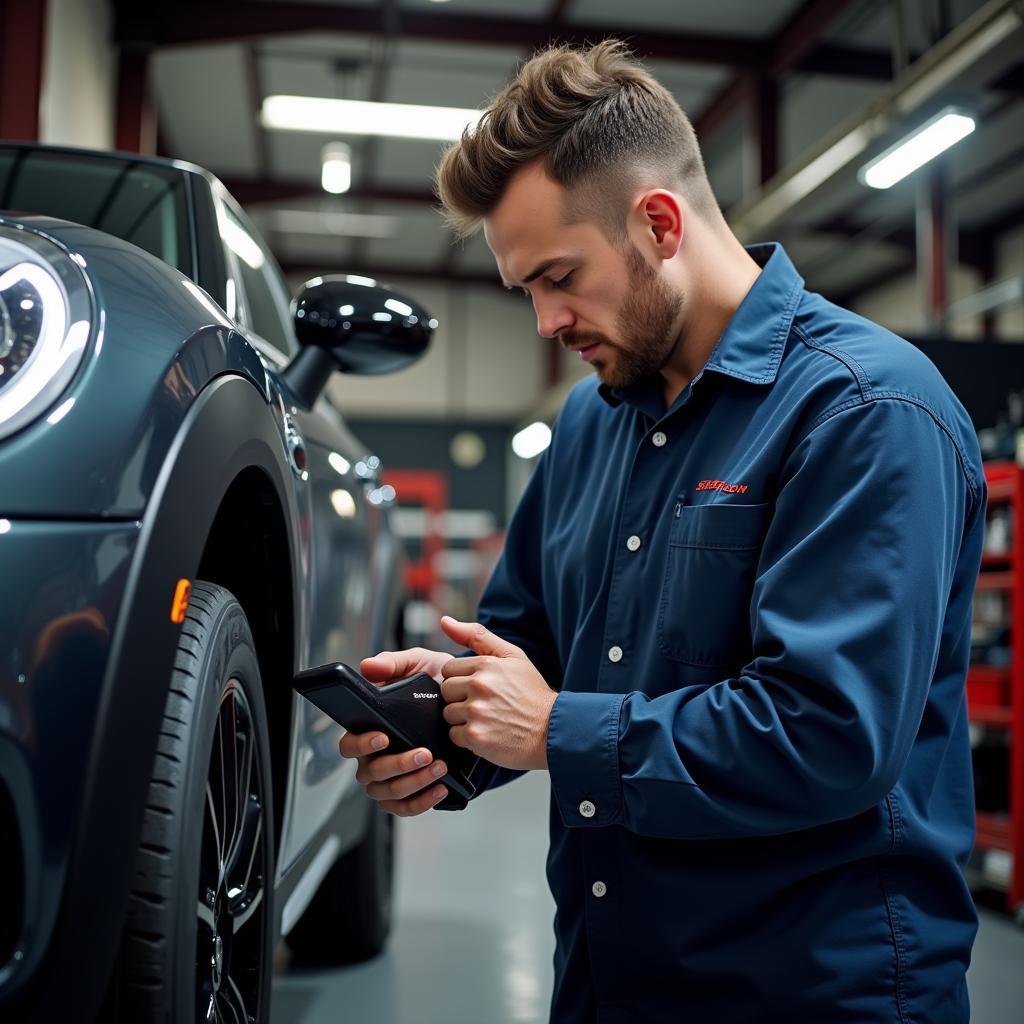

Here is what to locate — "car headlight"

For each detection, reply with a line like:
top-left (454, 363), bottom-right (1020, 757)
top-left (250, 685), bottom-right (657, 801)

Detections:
top-left (0, 226), bottom-right (93, 440)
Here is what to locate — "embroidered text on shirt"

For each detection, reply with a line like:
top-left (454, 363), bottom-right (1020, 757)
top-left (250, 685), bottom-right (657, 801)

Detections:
top-left (696, 479), bottom-right (749, 494)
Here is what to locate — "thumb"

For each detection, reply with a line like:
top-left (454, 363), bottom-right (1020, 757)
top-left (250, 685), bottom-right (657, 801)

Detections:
top-left (440, 617), bottom-right (524, 659)
top-left (360, 649), bottom-right (427, 682)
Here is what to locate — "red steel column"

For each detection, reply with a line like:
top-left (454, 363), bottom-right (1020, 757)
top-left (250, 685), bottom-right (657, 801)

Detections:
top-left (0, 0), bottom-right (49, 141)
top-left (115, 48), bottom-right (155, 154)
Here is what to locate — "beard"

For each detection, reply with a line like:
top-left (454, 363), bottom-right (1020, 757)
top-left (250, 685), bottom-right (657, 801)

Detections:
top-left (563, 244), bottom-right (683, 390)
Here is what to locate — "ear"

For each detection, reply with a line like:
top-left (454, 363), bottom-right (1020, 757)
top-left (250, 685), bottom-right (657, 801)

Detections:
top-left (635, 189), bottom-right (683, 260)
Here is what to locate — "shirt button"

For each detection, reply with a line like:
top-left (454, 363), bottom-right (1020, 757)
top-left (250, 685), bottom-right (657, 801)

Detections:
top-left (652, 431), bottom-right (667, 447)
top-left (608, 646), bottom-right (623, 663)
top-left (579, 800), bottom-right (596, 818)
top-left (626, 534), bottom-right (641, 552)
top-left (592, 881), bottom-right (607, 898)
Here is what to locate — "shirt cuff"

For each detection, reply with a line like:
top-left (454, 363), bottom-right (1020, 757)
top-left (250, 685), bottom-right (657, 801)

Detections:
top-left (546, 690), bottom-right (625, 828)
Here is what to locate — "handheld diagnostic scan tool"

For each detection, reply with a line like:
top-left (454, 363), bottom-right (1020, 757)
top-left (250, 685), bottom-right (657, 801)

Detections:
top-left (293, 662), bottom-right (479, 810)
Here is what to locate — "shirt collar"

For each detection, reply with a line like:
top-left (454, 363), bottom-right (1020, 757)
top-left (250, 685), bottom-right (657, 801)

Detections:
top-left (598, 242), bottom-right (804, 410)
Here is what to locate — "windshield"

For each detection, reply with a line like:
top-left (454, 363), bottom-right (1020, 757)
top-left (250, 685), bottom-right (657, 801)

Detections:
top-left (0, 147), bottom-right (190, 275)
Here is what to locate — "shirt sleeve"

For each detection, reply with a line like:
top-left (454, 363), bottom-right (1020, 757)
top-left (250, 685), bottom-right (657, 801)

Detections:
top-left (547, 397), bottom-right (984, 838)
top-left (460, 441), bottom-right (564, 799)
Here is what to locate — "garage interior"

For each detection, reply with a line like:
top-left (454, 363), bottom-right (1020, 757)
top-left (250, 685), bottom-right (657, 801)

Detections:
top-left (3, 0), bottom-right (1024, 1020)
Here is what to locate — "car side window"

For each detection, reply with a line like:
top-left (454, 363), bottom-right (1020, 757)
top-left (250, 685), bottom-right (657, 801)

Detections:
top-left (218, 204), bottom-right (295, 356)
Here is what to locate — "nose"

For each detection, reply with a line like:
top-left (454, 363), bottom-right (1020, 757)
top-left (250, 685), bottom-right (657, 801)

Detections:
top-left (534, 295), bottom-right (574, 339)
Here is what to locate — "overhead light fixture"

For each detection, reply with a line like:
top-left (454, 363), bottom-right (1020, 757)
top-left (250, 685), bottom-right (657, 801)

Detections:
top-left (268, 208), bottom-right (398, 239)
top-left (512, 422), bottom-right (551, 460)
top-left (261, 95), bottom-right (481, 142)
top-left (321, 141), bottom-right (352, 194)
top-left (858, 106), bottom-right (976, 189)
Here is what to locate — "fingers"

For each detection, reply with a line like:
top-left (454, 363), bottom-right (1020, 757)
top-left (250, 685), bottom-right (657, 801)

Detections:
top-left (440, 676), bottom-right (470, 704)
top-left (366, 759), bottom-right (449, 803)
top-left (448, 723), bottom-right (476, 751)
top-left (338, 733), bottom-right (449, 815)
top-left (380, 784), bottom-right (449, 818)
top-left (339, 730), bottom-right (389, 759)
top-left (354, 746), bottom-right (435, 786)
top-left (439, 617), bottom-right (525, 659)
top-left (441, 657), bottom-right (481, 678)
top-left (360, 648), bottom-right (421, 682)
top-left (361, 647), bottom-right (456, 685)
top-left (353, 743), bottom-right (450, 816)
top-left (442, 700), bottom-right (468, 726)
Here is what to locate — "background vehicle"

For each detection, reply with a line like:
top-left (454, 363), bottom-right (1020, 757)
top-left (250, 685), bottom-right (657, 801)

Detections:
top-left (0, 142), bottom-right (434, 1023)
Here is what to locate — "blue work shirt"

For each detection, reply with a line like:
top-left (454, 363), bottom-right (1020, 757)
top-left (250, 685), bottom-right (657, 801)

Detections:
top-left (464, 243), bottom-right (987, 1023)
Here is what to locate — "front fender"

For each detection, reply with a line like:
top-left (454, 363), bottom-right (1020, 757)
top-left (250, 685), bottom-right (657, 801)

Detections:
top-left (33, 373), bottom-right (302, 1023)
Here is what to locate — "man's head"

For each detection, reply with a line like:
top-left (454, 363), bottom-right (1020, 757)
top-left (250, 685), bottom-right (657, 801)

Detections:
top-left (435, 39), bottom-right (729, 391)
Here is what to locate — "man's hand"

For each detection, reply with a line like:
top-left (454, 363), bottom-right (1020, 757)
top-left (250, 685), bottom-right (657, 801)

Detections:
top-left (338, 646), bottom-right (454, 816)
top-left (439, 616), bottom-right (557, 771)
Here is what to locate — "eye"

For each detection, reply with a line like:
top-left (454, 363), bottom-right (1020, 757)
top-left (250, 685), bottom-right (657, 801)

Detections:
top-left (551, 270), bottom-right (575, 290)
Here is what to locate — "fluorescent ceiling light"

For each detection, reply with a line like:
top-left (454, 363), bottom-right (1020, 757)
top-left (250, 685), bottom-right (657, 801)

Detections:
top-left (858, 107), bottom-right (976, 189)
top-left (261, 95), bottom-right (481, 142)
top-left (268, 208), bottom-right (398, 239)
top-left (321, 142), bottom-right (351, 194)
top-left (512, 422), bottom-right (551, 460)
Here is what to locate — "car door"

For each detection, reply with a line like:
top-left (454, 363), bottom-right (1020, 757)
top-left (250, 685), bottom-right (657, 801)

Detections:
top-left (212, 195), bottom-right (383, 871)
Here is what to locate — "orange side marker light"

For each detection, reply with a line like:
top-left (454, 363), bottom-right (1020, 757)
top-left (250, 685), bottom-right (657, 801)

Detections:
top-left (171, 579), bottom-right (191, 624)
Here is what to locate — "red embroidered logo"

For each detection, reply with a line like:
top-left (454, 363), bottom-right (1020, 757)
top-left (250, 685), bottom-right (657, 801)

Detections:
top-left (696, 479), bottom-right (749, 494)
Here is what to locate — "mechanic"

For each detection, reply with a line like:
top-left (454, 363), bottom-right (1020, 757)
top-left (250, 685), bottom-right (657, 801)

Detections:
top-left (339, 40), bottom-right (986, 1023)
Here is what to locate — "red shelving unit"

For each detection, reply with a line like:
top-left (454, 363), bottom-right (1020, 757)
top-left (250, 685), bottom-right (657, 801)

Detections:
top-left (967, 460), bottom-right (1023, 918)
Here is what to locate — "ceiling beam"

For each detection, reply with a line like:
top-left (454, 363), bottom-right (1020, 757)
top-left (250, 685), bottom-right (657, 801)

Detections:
top-left (695, 0), bottom-right (857, 145)
top-left (796, 42), bottom-right (902, 80)
top-left (768, 0), bottom-right (859, 77)
top-left (114, 2), bottom-right (767, 69)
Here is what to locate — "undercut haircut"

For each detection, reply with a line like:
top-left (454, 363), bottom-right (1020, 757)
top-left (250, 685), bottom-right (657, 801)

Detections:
top-left (435, 39), bottom-right (722, 241)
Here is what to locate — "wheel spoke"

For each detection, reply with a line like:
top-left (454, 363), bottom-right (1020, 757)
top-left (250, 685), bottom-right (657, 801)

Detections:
top-left (197, 899), bottom-right (216, 933)
top-left (224, 730), bottom-right (254, 878)
top-left (218, 699), bottom-right (234, 869)
top-left (204, 782), bottom-right (225, 889)
top-left (230, 880), bottom-right (264, 935)
top-left (226, 799), bottom-right (263, 901)
top-left (237, 807), bottom-right (263, 904)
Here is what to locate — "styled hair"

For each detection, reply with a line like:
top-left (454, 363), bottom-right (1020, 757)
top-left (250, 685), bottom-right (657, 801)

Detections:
top-left (435, 39), bottom-right (721, 241)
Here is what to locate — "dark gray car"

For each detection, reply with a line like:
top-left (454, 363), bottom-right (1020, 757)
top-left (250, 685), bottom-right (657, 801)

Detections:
top-left (0, 142), bottom-right (433, 1023)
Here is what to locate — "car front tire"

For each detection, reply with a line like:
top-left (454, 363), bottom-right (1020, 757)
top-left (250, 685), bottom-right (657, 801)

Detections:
top-left (115, 581), bottom-right (275, 1023)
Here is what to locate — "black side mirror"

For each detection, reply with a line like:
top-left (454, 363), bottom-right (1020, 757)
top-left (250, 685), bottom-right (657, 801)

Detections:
top-left (282, 275), bottom-right (435, 408)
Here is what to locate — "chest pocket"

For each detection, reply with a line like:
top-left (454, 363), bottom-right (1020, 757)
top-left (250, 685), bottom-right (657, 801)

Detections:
top-left (657, 501), bottom-right (772, 668)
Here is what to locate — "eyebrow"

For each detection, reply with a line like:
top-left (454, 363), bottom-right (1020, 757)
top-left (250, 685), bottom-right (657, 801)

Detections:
top-left (502, 256), bottom-right (574, 290)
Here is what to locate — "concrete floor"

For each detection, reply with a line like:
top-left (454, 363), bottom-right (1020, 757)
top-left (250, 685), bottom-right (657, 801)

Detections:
top-left (273, 771), bottom-right (1023, 1023)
